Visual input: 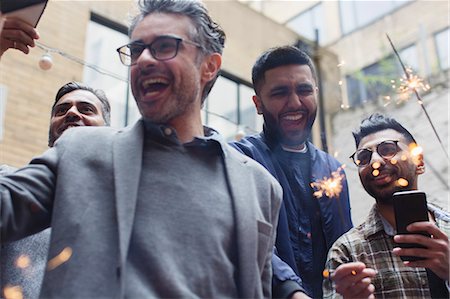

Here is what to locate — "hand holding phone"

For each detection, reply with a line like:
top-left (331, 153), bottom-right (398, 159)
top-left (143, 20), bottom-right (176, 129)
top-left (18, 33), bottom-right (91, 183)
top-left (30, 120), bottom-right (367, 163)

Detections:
top-left (393, 190), bottom-right (430, 261)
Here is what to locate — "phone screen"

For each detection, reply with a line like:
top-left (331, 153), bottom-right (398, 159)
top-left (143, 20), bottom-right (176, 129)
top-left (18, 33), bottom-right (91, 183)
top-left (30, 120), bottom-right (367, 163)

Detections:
top-left (393, 190), bottom-right (429, 261)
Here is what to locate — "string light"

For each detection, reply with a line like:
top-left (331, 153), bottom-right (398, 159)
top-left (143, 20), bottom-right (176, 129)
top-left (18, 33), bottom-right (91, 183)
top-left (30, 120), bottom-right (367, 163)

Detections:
top-left (35, 41), bottom-right (128, 82)
top-left (33, 42), bottom-right (258, 136)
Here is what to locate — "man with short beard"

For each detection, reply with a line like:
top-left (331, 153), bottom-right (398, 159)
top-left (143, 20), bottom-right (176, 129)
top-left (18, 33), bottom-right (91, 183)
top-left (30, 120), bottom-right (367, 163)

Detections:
top-left (231, 46), bottom-right (352, 299)
top-left (323, 113), bottom-right (449, 299)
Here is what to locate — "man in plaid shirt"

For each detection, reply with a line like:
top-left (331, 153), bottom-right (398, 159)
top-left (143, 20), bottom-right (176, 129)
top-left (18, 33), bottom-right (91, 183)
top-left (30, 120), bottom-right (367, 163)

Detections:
top-left (323, 113), bottom-right (449, 299)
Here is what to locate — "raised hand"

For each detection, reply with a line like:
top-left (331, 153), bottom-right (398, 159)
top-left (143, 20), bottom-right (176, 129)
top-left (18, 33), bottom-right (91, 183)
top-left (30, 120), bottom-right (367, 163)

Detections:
top-left (393, 221), bottom-right (449, 280)
top-left (0, 17), bottom-right (40, 57)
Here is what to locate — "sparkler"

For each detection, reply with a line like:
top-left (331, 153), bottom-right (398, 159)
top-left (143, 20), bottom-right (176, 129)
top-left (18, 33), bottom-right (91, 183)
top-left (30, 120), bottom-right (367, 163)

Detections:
top-left (386, 34), bottom-right (449, 160)
top-left (311, 166), bottom-right (346, 199)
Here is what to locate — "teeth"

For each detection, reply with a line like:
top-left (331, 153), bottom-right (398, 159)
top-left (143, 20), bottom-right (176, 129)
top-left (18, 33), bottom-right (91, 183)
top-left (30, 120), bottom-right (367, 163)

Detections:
top-left (142, 78), bottom-right (168, 88)
top-left (282, 114), bottom-right (303, 121)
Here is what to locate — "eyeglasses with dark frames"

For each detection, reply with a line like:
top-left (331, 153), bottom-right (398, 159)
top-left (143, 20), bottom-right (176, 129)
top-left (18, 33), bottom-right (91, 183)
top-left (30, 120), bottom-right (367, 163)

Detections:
top-left (350, 140), bottom-right (400, 167)
top-left (116, 35), bottom-right (202, 66)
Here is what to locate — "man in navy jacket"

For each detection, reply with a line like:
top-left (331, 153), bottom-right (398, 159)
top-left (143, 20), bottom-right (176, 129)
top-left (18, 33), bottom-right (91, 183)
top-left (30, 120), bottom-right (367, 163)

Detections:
top-left (232, 46), bottom-right (353, 298)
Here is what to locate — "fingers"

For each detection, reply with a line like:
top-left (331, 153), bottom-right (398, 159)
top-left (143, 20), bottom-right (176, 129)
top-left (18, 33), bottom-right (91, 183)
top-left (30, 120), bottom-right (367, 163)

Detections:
top-left (393, 222), bottom-right (449, 279)
top-left (332, 262), bottom-right (377, 299)
top-left (0, 17), bottom-right (40, 56)
top-left (407, 221), bottom-right (449, 240)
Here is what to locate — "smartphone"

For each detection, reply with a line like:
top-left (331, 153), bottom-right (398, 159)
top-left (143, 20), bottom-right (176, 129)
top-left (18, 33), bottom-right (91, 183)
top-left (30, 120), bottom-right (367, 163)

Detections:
top-left (1, 0), bottom-right (48, 27)
top-left (393, 190), bottom-right (430, 261)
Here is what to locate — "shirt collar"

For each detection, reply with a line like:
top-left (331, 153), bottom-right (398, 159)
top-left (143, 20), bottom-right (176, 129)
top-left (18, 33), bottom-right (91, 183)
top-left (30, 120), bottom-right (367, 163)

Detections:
top-left (143, 119), bottom-right (226, 155)
top-left (361, 204), bottom-right (394, 238)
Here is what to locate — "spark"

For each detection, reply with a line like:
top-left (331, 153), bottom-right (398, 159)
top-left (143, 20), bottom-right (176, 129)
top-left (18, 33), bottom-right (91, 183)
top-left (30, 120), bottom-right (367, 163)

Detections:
top-left (372, 162), bottom-right (381, 169)
top-left (311, 166), bottom-right (346, 199)
top-left (47, 247), bottom-right (73, 271)
top-left (372, 169), bottom-right (380, 177)
top-left (15, 255), bottom-right (30, 269)
top-left (323, 269), bottom-right (331, 279)
top-left (3, 286), bottom-right (23, 299)
top-left (337, 60), bottom-right (346, 67)
top-left (397, 178), bottom-right (409, 187)
top-left (394, 68), bottom-right (430, 103)
top-left (386, 33), bottom-right (448, 160)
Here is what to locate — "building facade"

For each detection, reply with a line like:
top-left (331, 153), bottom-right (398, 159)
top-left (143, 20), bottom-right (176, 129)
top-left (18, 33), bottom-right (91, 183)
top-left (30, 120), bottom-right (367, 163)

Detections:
top-left (0, 1), bottom-right (340, 167)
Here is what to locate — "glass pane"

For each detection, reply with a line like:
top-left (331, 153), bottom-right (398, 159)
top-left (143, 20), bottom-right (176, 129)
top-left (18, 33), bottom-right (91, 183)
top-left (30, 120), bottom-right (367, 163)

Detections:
top-left (83, 21), bottom-right (132, 128)
top-left (205, 76), bottom-right (238, 140)
top-left (354, 1), bottom-right (391, 28)
top-left (287, 10), bottom-right (314, 41)
top-left (399, 44), bottom-right (419, 73)
top-left (346, 75), bottom-right (363, 107)
top-left (339, 1), bottom-right (356, 34)
top-left (312, 4), bottom-right (326, 44)
top-left (435, 28), bottom-right (449, 70)
top-left (239, 84), bottom-right (261, 136)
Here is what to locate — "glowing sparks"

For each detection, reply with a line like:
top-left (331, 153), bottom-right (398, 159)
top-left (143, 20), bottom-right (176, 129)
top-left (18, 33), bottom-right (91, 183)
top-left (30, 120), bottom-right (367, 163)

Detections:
top-left (323, 269), bottom-right (331, 279)
top-left (3, 286), bottom-right (23, 299)
top-left (409, 144), bottom-right (423, 165)
top-left (372, 169), bottom-right (380, 177)
top-left (386, 33), bottom-right (448, 161)
top-left (372, 162), bottom-right (381, 169)
top-left (351, 270), bottom-right (357, 275)
top-left (397, 178), bottom-right (409, 187)
top-left (15, 255), bottom-right (30, 269)
top-left (47, 247), bottom-right (73, 271)
top-left (311, 166), bottom-right (345, 199)
top-left (393, 68), bottom-right (430, 103)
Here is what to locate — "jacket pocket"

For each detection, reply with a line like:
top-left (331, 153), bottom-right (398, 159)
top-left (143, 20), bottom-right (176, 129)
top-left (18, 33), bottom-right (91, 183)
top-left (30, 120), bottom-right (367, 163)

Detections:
top-left (257, 220), bottom-right (273, 271)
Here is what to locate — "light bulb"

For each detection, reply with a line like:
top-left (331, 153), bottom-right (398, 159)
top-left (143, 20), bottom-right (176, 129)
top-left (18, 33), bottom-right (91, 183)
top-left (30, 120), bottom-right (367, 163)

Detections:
top-left (39, 53), bottom-right (53, 70)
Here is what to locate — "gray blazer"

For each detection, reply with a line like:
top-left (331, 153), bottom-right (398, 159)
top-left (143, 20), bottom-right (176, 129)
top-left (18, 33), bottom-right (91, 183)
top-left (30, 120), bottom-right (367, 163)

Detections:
top-left (0, 120), bottom-right (282, 299)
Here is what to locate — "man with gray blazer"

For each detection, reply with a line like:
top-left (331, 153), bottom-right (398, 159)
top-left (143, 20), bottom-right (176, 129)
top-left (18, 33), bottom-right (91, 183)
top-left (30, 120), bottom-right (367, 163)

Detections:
top-left (0, 0), bottom-right (282, 298)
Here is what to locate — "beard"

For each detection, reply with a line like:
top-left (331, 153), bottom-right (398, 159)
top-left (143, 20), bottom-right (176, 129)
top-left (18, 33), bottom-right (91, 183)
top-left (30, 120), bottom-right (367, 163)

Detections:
top-left (261, 105), bottom-right (316, 147)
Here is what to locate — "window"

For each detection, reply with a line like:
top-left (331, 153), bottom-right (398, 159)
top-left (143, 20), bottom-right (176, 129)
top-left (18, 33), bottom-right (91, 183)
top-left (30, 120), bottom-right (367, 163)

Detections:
top-left (286, 3), bottom-right (326, 44)
top-left (399, 44), bottom-right (419, 72)
top-left (339, 0), bottom-right (411, 35)
top-left (435, 28), bottom-right (449, 70)
top-left (346, 53), bottom-right (409, 107)
top-left (83, 14), bottom-right (138, 128)
top-left (203, 73), bottom-right (261, 141)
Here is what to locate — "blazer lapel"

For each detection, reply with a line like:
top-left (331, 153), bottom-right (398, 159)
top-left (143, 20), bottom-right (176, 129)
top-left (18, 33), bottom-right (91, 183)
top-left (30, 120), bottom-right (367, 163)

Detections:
top-left (223, 149), bottom-right (258, 298)
top-left (113, 120), bottom-right (144, 268)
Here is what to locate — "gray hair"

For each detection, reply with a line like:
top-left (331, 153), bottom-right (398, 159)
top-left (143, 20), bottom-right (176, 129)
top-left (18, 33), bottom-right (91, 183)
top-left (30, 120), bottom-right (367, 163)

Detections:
top-left (129, 0), bottom-right (226, 103)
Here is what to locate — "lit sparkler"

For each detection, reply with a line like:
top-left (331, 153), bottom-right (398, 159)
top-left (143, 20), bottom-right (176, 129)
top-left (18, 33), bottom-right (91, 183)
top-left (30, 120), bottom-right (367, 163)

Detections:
top-left (386, 33), bottom-right (449, 160)
top-left (311, 166), bottom-right (346, 198)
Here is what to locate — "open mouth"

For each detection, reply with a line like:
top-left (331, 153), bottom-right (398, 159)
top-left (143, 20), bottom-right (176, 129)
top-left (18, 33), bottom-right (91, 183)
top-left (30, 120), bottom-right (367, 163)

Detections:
top-left (280, 111), bottom-right (307, 129)
top-left (141, 78), bottom-right (170, 97)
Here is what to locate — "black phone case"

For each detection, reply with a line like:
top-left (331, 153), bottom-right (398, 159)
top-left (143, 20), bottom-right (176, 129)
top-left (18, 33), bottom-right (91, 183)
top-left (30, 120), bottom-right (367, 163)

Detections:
top-left (393, 190), bottom-right (429, 261)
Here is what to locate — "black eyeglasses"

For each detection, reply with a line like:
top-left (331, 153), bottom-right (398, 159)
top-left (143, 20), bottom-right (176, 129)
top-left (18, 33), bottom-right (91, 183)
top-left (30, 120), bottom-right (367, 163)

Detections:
top-left (350, 140), bottom-right (400, 167)
top-left (116, 35), bottom-right (202, 66)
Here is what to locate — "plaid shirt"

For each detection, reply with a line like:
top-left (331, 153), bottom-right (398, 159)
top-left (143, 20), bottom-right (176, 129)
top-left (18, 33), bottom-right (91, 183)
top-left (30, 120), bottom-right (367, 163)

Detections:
top-left (323, 203), bottom-right (450, 299)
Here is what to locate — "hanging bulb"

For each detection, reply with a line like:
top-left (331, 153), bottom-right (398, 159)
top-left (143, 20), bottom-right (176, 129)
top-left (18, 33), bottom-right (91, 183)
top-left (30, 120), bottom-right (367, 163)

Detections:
top-left (235, 129), bottom-right (246, 141)
top-left (39, 53), bottom-right (53, 70)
